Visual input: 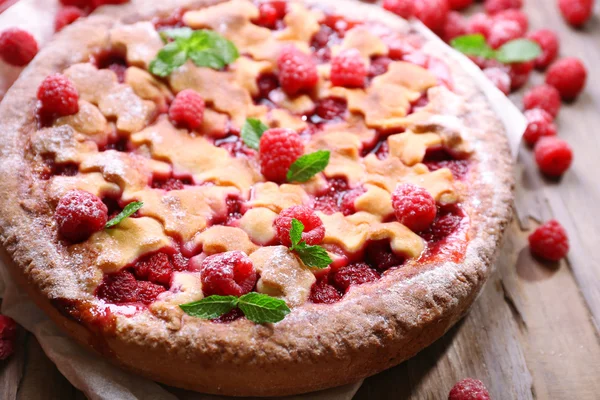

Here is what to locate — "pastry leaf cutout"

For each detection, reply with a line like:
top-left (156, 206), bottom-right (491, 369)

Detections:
top-left (287, 150), bottom-right (331, 183)
top-left (179, 293), bottom-right (290, 324)
top-left (241, 118), bottom-right (269, 150)
top-left (105, 201), bottom-right (143, 229)
top-left (150, 28), bottom-right (239, 77)
top-left (451, 34), bottom-right (541, 64)
top-left (289, 218), bottom-right (332, 269)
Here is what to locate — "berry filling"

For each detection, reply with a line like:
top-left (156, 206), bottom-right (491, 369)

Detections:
top-left (423, 147), bottom-right (471, 180)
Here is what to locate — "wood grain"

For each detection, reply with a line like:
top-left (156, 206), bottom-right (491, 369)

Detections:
top-left (1, 1), bottom-right (600, 399)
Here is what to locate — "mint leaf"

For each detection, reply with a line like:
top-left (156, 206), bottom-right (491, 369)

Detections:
top-left (290, 218), bottom-right (304, 249)
top-left (241, 118), bottom-right (268, 150)
top-left (179, 295), bottom-right (238, 319)
top-left (238, 293), bottom-right (290, 324)
top-left (105, 201), bottom-right (143, 229)
top-left (451, 34), bottom-right (495, 59)
top-left (496, 39), bottom-right (542, 63)
top-left (287, 150), bottom-right (330, 183)
top-left (294, 242), bottom-right (332, 269)
top-left (150, 29), bottom-right (239, 77)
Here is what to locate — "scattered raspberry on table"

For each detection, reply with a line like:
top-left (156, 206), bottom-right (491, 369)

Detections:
top-left (523, 84), bottom-right (562, 118)
top-left (545, 57), bottom-right (588, 101)
top-left (448, 378), bottom-right (490, 400)
top-left (523, 109), bottom-right (557, 146)
top-left (55, 6), bottom-right (85, 32)
top-left (0, 28), bottom-right (38, 67)
top-left (558, 0), bottom-right (594, 27)
top-left (529, 219), bottom-right (569, 261)
top-left (534, 136), bottom-right (573, 177)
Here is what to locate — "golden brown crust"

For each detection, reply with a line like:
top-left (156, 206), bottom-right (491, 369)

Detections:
top-left (0, 0), bottom-right (514, 396)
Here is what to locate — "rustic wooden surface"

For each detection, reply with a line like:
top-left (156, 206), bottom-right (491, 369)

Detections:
top-left (1, 1), bottom-right (600, 399)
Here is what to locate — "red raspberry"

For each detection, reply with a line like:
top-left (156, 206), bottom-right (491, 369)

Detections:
top-left (37, 74), bottom-right (79, 117)
top-left (528, 220), bottom-right (569, 262)
top-left (309, 279), bottom-right (342, 304)
top-left (467, 13), bottom-right (492, 38)
top-left (315, 97), bottom-right (347, 121)
top-left (484, 0), bottom-right (522, 15)
top-left (200, 251), bottom-right (257, 297)
top-left (133, 252), bottom-right (173, 286)
top-left (534, 137), bottom-right (573, 177)
top-left (274, 205), bottom-right (325, 247)
top-left (523, 109), bottom-right (557, 147)
top-left (545, 57), bottom-right (587, 101)
top-left (169, 89), bottom-right (205, 130)
top-left (508, 60), bottom-right (533, 91)
top-left (254, 3), bottom-right (278, 28)
top-left (55, 6), bottom-right (84, 32)
top-left (493, 9), bottom-right (528, 33)
top-left (259, 128), bottom-right (304, 182)
top-left (0, 315), bottom-right (17, 341)
top-left (55, 190), bottom-right (108, 242)
top-left (365, 240), bottom-right (404, 271)
top-left (0, 28), bottom-right (38, 67)
top-left (340, 186), bottom-right (366, 216)
top-left (332, 263), bottom-right (379, 293)
top-left (382, 0), bottom-right (416, 19)
top-left (414, 0), bottom-right (450, 33)
top-left (97, 270), bottom-right (139, 303)
top-left (277, 45), bottom-right (318, 95)
top-left (488, 20), bottom-right (523, 49)
top-left (448, 378), bottom-right (490, 400)
top-left (558, 0), bottom-right (593, 27)
top-left (523, 84), bottom-right (561, 118)
top-left (441, 11), bottom-right (468, 43)
top-left (136, 281), bottom-right (166, 304)
top-left (526, 29), bottom-right (559, 70)
top-left (447, 0), bottom-right (473, 10)
top-left (484, 67), bottom-right (511, 95)
top-left (392, 183), bottom-right (437, 232)
top-left (331, 48), bottom-right (367, 88)
top-left (0, 340), bottom-right (15, 361)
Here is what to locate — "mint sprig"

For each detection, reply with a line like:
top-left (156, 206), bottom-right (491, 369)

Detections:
top-left (451, 34), bottom-right (541, 64)
top-left (105, 201), bottom-right (143, 229)
top-left (179, 292), bottom-right (290, 324)
top-left (288, 218), bottom-right (332, 269)
top-left (150, 28), bottom-right (239, 77)
top-left (241, 118), bottom-right (268, 150)
top-left (287, 150), bottom-right (330, 183)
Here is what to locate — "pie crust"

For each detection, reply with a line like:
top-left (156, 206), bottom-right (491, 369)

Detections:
top-left (0, 0), bottom-right (513, 396)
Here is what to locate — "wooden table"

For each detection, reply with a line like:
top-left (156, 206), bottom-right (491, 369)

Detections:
top-left (1, 1), bottom-right (599, 399)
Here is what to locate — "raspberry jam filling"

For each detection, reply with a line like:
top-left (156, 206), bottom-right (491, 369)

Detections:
top-left (423, 147), bottom-right (472, 180)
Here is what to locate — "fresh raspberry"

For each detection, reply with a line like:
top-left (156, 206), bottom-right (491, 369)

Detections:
top-left (314, 97), bottom-right (347, 121)
top-left (259, 128), bottom-right (304, 182)
top-left (133, 252), bottom-right (173, 286)
top-left (365, 240), bottom-right (404, 271)
top-left (534, 137), bottom-right (573, 177)
top-left (545, 57), bottom-right (587, 101)
top-left (382, 0), bottom-right (416, 19)
top-left (493, 9), bottom-right (528, 34)
top-left (523, 109), bottom-right (557, 147)
top-left (0, 340), bottom-right (15, 361)
top-left (55, 190), bottom-right (108, 242)
top-left (523, 85), bottom-right (561, 118)
top-left (392, 183), bottom-right (437, 232)
top-left (526, 29), bottom-right (559, 70)
top-left (448, 378), bottom-right (490, 400)
top-left (200, 251), bottom-right (257, 297)
top-left (508, 60), bottom-right (533, 91)
top-left (414, 0), bottom-right (450, 34)
top-left (332, 263), bottom-right (379, 293)
top-left (55, 6), bottom-right (84, 32)
top-left (558, 0), bottom-right (593, 27)
top-left (441, 11), bottom-right (468, 43)
top-left (169, 89), bottom-right (205, 130)
top-left (309, 279), bottom-right (342, 304)
top-left (484, 67), bottom-right (511, 95)
top-left (0, 28), bottom-right (38, 67)
top-left (447, 0), bottom-right (473, 10)
top-left (135, 281), bottom-right (166, 304)
top-left (0, 315), bottom-right (17, 341)
top-left (330, 48), bottom-right (367, 88)
top-left (97, 269), bottom-right (139, 304)
top-left (528, 220), bottom-right (569, 262)
top-left (483, 0), bottom-right (522, 15)
top-left (37, 74), bottom-right (79, 117)
top-left (171, 252), bottom-right (190, 272)
top-left (274, 205), bottom-right (325, 247)
top-left (254, 3), bottom-right (278, 28)
top-left (488, 20), bottom-right (523, 49)
top-left (467, 13), bottom-right (492, 38)
top-left (277, 45), bottom-right (318, 95)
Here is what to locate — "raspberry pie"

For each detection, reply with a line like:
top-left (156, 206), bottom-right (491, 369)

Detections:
top-left (0, 0), bottom-right (513, 396)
